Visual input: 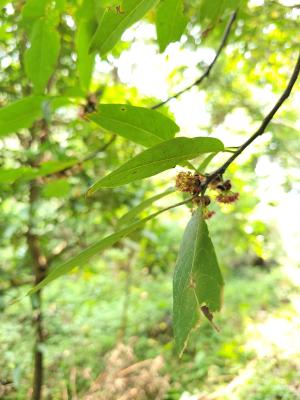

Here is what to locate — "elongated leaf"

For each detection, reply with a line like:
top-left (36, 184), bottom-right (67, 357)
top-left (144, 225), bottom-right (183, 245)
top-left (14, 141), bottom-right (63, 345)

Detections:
top-left (89, 0), bottom-right (159, 55)
top-left (24, 17), bottom-right (60, 94)
top-left (88, 137), bottom-right (224, 194)
top-left (119, 187), bottom-right (175, 225)
top-left (27, 203), bottom-right (180, 295)
top-left (156, 0), bottom-right (187, 52)
top-left (87, 104), bottom-right (179, 147)
top-left (0, 96), bottom-right (45, 138)
top-left (21, 0), bottom-right (49, 23)
top-left (197, 152), bottom-right (217, 173)
top-left (75, 0), bottom-right (98, 92)
top-left (173, 207), bottom-right (224, 356)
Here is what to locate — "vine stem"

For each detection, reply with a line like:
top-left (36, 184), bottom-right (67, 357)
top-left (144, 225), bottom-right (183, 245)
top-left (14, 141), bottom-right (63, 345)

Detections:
top-left (151, 10), bottom-right (238, 110)
top-left (204, 50), bottom-right (300, 189)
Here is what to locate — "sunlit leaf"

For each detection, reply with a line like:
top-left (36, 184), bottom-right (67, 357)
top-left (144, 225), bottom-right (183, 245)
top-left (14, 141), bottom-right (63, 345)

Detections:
top-left (24, 17), bottom-right (60, 94)
top-left (42, 179), bottom-right (71, 198)
top-left (0, 96), bottom-right (45, 137)
top-left (173, 207), bottom-right (224, 356)
top-left (156, 0), bottom-right (187, 52)
top-left (88, 137), bottom-right (224, 193)
top-left (87, 104), bottom-right (179, 147)
top-left (89, 0), bottom-right (159, 55)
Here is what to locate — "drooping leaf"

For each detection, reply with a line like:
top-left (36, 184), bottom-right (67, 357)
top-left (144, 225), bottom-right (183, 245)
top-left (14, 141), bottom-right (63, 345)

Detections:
top-left (0, 96), bottom-right (45, 138)
top-left (156, 0), bottom-right (187, 52)
top-left (89, 0), bottom-right (159, 55)
top-left (24, 17), bottom-right (60, 94)
top-left (173, 207), bottom-right (224, 356)
top-left (119, 187), bottom-right (175, 225)
top-left (27, 203), bottom-right (179, 294)
top-left (75, 0), bottom-right (98, 92)
top-left (87, 104), bottom-right (179, 147)
top-left (88, 137), bottom-right (224, 194)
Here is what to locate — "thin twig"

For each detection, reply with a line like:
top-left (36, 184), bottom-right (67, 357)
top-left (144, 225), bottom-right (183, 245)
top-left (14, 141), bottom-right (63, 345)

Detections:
top-left (204, 51), bottom-right (300, 188)
top-left (151, 10), bottom-right (238, 110)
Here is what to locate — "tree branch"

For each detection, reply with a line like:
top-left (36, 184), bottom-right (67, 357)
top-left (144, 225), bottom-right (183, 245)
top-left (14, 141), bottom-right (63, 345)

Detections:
top-left (151, 10), bottom-right (238, 110)
top-left (204, 50), bottom-right (300, 188)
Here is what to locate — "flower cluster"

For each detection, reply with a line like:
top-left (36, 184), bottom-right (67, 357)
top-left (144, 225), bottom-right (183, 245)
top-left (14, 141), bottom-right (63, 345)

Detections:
top-left (175, 170), bottom-right (239, 219)
top-left (175, 171), bottom-right (204, 194)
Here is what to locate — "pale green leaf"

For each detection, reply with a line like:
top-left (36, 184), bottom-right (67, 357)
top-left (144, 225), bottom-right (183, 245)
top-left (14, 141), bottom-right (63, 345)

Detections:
top-left (87, 104), bottom-right (179, 147)
top-left (88, 137), bottom-right (224, 193)
top-left (173, 207), bottom-right (224, 356)
top-left (24, 17), bottom-right (60, 94)
top-left (119, 187), bottom-right (175, 225)
top-left (89, 0), bottom-right (159, 55)
top-left (0, 96), bottom-right (45, 138)
top-left (156, 0), bottom-right (187, 52)
top-left (197, 152), bottom-right (218, 173)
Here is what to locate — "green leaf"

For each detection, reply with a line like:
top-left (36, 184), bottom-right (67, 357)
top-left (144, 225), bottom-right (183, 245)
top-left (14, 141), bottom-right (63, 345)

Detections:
top-left (0, 167), bottom-right (37, 184)
top-left (119, 187), bottom-right (175, 225)
top-left (75, 0), bottom-right (98, 92)
top-left (42, 179), bottom-right (71, 198)
top-left (21, 0), bottom-right (49, 23)
top-left (156, 0), bottom-right (187, 52)
top-left (88, 136), bottom-right (224, 193)
top-left (173, 207), bottom-right (224, 356)
top-left (27, 201), bottom-right (181, 295)
top-left (0, 96), bottom-right (45, 138)
top-left (89, 0), bottom-right (159, 55)
top-left (24, 17), bottom-right (60, 94)
top-left (87, 104), bottom-right (179, 147)
top-left (197, 152), bottom-right (218, 173)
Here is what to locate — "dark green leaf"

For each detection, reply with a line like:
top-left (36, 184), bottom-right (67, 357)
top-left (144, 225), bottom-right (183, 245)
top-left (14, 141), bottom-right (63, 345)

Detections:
top-left (156, 0), bottom-right (187, 52)
top-left (87, 104), bottom-right (179, 147)
top-left (0, 96), bottom-right (45, 138)
top-left (89, 0), bottom-right (159, 55)
top-left (119, 187), bottom-right (175, 225)
top-left (173, 207), bottom-right (224, 356)
top-left (88, 137), bottom-right (224, 193)
top-left (24, 17), bottom-right (60, 94)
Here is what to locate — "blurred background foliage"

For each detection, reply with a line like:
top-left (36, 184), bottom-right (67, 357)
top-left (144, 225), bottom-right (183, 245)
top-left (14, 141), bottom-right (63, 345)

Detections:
top-left (0, 0), bottom-right (300, 399)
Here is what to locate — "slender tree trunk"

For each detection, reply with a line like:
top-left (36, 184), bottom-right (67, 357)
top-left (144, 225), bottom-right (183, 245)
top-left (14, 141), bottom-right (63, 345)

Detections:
top-left (27, 183), bottom-right (48, 400)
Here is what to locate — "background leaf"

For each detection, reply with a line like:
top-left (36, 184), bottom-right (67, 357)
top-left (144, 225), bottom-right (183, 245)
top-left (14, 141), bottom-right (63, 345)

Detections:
top-left (156, 0), bottom-right (187, 52)
top-left (75, 0), bottom-right (98, 92)
top-left (173, 207), bottom-right (224, 356)
top-left (87, 104), bottom-right (179, 147)
top-left (89, 0), bottom-right (159, 55)
top-left (88, 136), bottom-right (224, 193)
top-left (0, 96), bottom-right (45, 137)
top-left (24, 17), bottom-right (60, 94)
